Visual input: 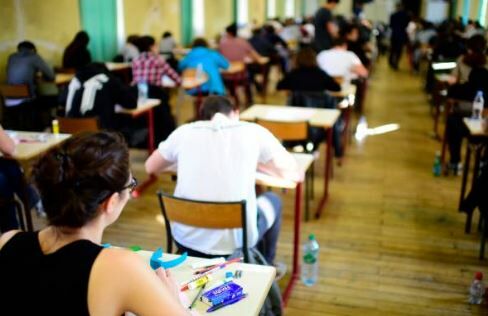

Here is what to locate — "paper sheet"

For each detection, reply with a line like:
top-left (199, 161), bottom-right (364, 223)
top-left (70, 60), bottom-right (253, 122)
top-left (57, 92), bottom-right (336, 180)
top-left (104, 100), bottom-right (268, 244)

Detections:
top-left (263, 108), bottom-right (315, 122)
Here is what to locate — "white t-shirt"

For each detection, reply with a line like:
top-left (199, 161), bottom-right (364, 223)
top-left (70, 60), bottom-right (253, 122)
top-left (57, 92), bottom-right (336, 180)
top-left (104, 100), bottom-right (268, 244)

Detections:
top-left (316, 48), bottom-right (362, 80)
top-left (157, 113), bottom-right (287, 254)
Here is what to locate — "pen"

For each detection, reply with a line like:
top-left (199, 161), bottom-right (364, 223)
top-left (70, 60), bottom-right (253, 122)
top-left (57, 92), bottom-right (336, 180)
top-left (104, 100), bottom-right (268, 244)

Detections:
top-left (188, 283), bottom-right (207, 310)
top-left (206, 293), bottom-right (248, 313)
top-left (193, 257), bottom-right (243, 275)
top-left (182, 257), bottom-right (243, 290)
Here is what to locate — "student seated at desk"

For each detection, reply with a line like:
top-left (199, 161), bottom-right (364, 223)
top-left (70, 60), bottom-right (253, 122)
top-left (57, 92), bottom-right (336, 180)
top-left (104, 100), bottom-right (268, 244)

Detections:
top-left (145, 96), bottom-right (300, 271)
top-left (120, 35), bottom-right (140, 62)
top-left (63, 63), bottom-right (146, 147)
top-left (277, 47), bottom-right (343, 157)
top-left (5, 41), bottom-right (55, 131)
top-left (317, 37), bottom-right (368, 81)
top-left (450, 35), bottom-right (488, 85)
top-left (132, 35), bottom-right (181, 142)
top-left (179, 38), bottom-right (230, 96)
top-left (219, 23), bottom-right (265, 104)
top-left (445, 67), bottom-right (488, 174)
top-left (0, 132), bottom-right (189, 316)
top-left (63, 31), bottom-right (92, 70)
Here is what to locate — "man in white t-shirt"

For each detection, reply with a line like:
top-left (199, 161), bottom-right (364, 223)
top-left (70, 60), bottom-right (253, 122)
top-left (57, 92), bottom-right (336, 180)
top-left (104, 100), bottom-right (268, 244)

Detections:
top-left (316, 37), bottom-right (368, 81)
top-left (145, 96), bottom-right (300, 265)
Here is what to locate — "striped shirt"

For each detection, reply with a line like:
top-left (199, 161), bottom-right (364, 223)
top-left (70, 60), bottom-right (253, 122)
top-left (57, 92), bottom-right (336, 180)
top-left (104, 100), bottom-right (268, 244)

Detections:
top-left (131, 52), bottom-right (181, 86)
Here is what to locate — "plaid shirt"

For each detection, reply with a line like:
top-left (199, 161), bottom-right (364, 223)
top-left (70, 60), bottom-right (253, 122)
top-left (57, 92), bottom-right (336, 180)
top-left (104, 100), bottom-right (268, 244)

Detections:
top-left (131, 52), bottom-right (181, 86)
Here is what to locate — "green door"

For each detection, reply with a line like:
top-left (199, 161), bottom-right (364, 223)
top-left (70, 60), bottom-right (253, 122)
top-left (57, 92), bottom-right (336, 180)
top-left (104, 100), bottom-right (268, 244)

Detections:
top-left (79, 0), bottom-right (118, 61)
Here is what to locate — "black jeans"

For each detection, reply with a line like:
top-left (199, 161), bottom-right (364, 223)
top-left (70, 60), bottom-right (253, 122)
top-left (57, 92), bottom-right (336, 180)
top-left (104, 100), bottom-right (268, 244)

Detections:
top-left (446, 113), bottom-right (469, 164)
top-left (389, 39), bottom-right (405, 69)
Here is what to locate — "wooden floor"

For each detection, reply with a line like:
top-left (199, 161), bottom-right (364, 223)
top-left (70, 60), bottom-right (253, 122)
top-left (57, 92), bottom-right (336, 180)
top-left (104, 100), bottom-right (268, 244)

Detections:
top-left (96, 58), bottom-right (488, 315)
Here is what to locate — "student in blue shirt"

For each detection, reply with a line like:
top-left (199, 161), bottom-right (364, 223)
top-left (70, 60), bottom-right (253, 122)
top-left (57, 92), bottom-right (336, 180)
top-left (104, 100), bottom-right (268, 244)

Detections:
top-left (179, 38), bottom-right (230, 95)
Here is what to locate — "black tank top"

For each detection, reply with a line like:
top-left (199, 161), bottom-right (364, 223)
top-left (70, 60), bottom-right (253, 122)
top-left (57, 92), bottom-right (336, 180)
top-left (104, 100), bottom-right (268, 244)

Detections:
top-left (0, 231), bottom-right (103, 315)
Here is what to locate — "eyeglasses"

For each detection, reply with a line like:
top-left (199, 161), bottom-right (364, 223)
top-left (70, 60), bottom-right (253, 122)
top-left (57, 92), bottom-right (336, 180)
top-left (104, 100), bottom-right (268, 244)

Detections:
top-left (122, 176), bottom-right (138, 194)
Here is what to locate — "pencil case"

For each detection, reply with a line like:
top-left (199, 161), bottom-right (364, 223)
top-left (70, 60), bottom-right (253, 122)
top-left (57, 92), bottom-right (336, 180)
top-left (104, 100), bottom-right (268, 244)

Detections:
top-left (201, 282), bottom-right (243, 306)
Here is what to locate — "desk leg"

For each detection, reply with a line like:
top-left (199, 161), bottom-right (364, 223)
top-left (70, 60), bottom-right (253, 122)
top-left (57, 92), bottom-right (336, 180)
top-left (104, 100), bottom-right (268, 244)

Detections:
top-left (459, 142), bottom-right (472, 211)
top-left (315, 128), bottom-right (332, 219)
top-left (133, 109), bottom-right (157, 198)
top-left (283, 182), bottom-right (302, 306)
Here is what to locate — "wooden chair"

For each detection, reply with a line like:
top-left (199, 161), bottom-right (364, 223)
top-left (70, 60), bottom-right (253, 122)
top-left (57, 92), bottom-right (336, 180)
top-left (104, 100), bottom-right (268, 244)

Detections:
top-left (256, 119), bottom-right (308, 141)
top-left (0, 84), bottom-right (31, 99)
top-left (256, 119), bottom-right (314, 220)
top-left (57, 117), bottom-right (99, 134)
top-left (157, 191), bottom-right (250, 263)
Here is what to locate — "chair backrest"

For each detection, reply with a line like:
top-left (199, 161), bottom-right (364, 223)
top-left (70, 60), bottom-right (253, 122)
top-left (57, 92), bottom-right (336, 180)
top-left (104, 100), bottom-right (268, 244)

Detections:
top-left (57, 117), bottom-right (99, 134)
top-left (157, 191), bottom-right (249, 262)
top-left (256, 118), bottom-right (309, 142)
top-left (0, 84), bottom-right (30, 99)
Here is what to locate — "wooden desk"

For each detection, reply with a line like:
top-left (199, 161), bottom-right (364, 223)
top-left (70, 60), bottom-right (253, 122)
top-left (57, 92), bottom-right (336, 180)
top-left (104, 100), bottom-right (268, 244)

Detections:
top-left (222, 62), bottom-right (246, 75)
top-left (2, 131), bottom-right (71, 231)
top-left (459, 118), bottom-right (488, 235)
top-left (4, 131), bottom-right (71, 161)
top-left (117, 99), bottom-right (161, 198)
top-left (105, 62), bottom-right (131, 72)
top-left (241, 105), bottom-right (340, 219)
top-left (54, 73), bottom-right (74, 86)
top-left (136, 251), bottom-right (275, 315)
top-left (160, 152), bottom-right (314, 306)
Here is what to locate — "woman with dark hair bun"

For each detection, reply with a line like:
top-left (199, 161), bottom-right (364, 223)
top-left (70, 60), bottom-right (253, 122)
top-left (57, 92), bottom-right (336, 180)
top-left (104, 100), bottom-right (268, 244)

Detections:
top-left (0, 132), bottom-right (189, 316)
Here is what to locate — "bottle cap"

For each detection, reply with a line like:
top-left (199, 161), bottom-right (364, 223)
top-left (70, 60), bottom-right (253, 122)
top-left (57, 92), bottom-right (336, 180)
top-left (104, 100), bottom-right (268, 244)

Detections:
top-left (308, 234), bottom-right (315, 241)
top-left (225, 271), bottom-right (233, 279)
top-left (475, 272), bottom-right (483, 280)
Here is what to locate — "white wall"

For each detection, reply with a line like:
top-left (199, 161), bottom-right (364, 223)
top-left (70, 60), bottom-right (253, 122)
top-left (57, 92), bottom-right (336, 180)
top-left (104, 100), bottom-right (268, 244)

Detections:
top-left (363, 0), bottom-right (396, 23)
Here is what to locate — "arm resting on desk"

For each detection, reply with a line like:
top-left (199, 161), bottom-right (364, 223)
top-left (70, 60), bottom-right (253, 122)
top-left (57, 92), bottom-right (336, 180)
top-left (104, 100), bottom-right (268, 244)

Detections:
top-left (258, 152), bottom-right (302, 183)
top-left (0, 126), bottom-right (16, 156)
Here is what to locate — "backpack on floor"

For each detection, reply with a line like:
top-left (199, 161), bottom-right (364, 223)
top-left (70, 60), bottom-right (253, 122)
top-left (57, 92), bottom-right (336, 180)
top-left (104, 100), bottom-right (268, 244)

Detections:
top-left (229, 248), bottom-right (283, 316)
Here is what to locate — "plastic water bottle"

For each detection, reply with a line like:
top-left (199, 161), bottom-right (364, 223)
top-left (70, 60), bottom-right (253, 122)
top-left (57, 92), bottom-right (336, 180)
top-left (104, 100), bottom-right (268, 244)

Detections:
top-left (469, 272), bottom-right (485, 304)
top-left (137, 81), bottom-right (148, 103)
top-left (472, 91), bottom-right (484, 120)
top-left (301, 234), bottom-right (319, 286)
top-left (196, 63), bottom-right (204, 81)
top-left (432, 151), bottom-right (441, 177)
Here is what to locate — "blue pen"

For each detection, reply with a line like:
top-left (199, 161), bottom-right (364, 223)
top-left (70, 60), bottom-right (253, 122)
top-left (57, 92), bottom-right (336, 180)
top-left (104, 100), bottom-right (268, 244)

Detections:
top-left (206, 293), bottom-right (248, 313)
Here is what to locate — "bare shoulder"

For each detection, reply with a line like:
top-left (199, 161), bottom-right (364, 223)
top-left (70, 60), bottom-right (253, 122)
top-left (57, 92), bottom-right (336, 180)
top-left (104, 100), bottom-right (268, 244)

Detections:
top-left (0, 230), bottom-right (21, 251)
top-left (94, 247), bottom-right (146, 272)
